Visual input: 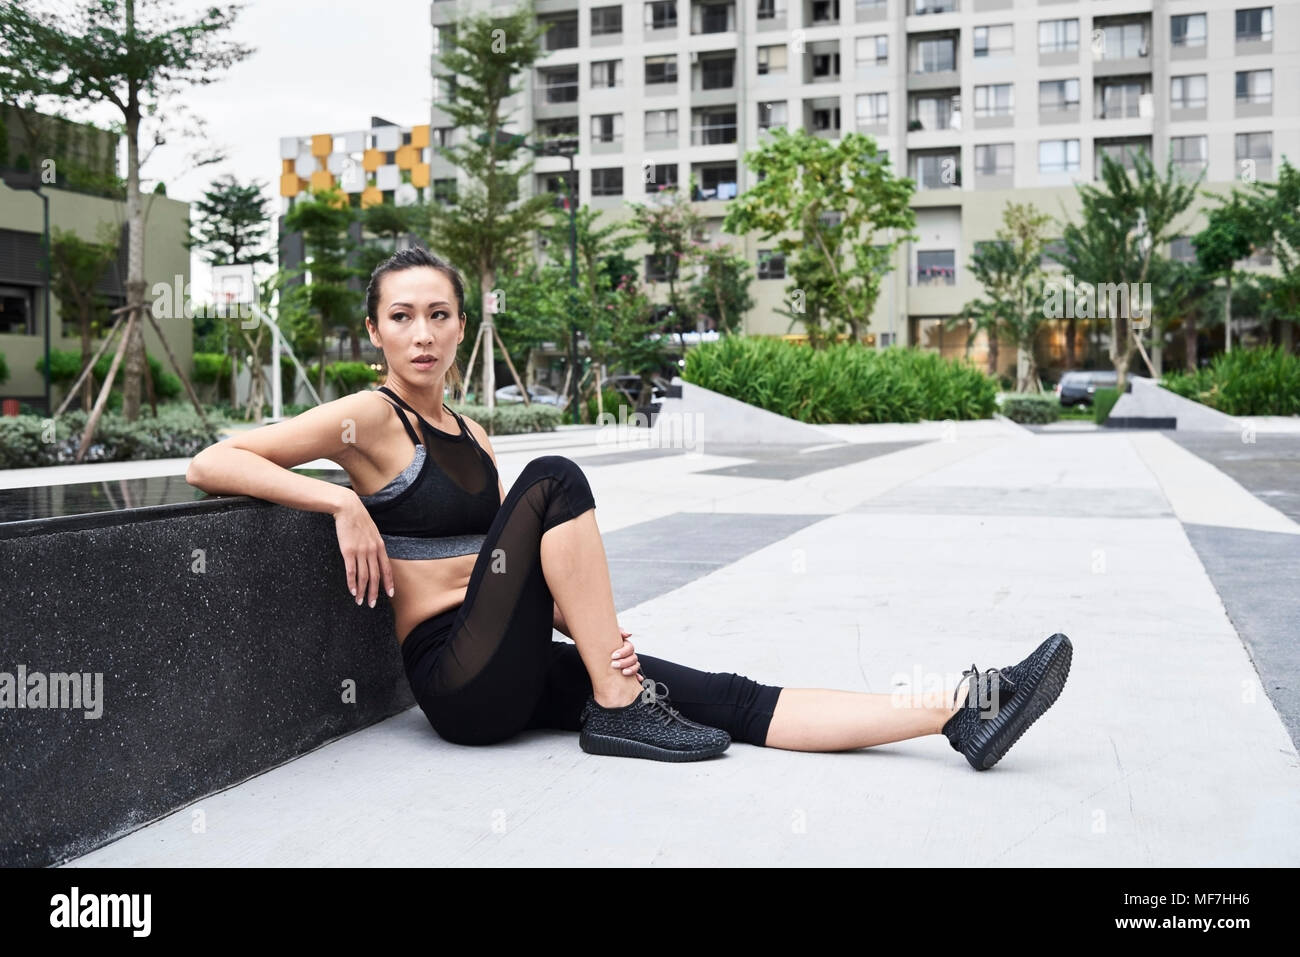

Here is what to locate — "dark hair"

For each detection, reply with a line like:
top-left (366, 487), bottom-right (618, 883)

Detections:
top-left (365, 245), bottom-right (466, 395)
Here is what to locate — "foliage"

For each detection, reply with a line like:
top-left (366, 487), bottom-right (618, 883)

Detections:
top-left (1161, 346), bottom-right (1300, 416)
top-left (1093, 387), bottom-right (1122, 424)
top-left (0, 404), bottom-right (221, 468)
top-left (1000, 395), bottom-right (1060, 424)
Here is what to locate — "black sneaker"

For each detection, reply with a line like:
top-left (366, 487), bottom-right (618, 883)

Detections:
top-left (941, 633), bottom-right (1073, 770)
top-left (579, 677), bottom-right (731, 762)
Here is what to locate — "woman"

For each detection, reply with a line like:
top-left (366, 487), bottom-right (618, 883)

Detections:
top-left (186, 247), bottom-right (1072, 768)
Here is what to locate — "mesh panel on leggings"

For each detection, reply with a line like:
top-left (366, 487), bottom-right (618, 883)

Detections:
top-left (429, 475), bottom-right (578, 697)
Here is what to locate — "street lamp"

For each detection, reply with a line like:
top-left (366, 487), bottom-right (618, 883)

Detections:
top-left (476, 129), bottom-right (582, 424)
top-left (1, 167), bottom-right (52, 415)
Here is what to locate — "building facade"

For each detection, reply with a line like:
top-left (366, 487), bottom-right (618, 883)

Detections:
top-left (428, 0), bottom-right (1297, 375)
top-left (0, 105), bottom-right (192, 412)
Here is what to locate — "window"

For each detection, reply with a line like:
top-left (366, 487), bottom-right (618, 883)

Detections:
top-left (1039, 79), bottom-right (1080, 112)
top-left (914, 0), bottom-right (956, 13)
top-left (758, 250), bottom-right (786, 279)
top-left (912, 153), bottom-right (959, 189)
top-left (1040, 239), bottom-right (1066, 267)
top-left (973, 25), bottom-right (1013, 58)
top-left (1170, 135), bottom-right (1208, 170)
top-left (757, 45), bottom-right (788, 75)
top-left (1236, 69), bottom-right (1272, 104)
top-left (1099, 23), bottom-right (1148, 59)
top-left (758, 100), bottom-right (788, 129)
top-left (812, 51), bottom-right (840, 78)
top-left (916, 250), bottom-right (956, 286)
top-left (1171, 75), bottom-right (1207, 110)
top-left (645, 163), bottom-right (678, 192)
top-left (645, 54), bottom-right (677, 84)
top-left (912, 37), bottom-right (955, 73)
top-left (1236, 131), bottom-right (1271, 162)
top-left (701, 55), bottom-right (735, 89)
top-left (694, 108), bottom-right (736, 144)
top-left (812, 0), bottom-right (840, 20)
top-left (645, 109), bottom-right (678, 137)
top-left (857, 34), bottom-right (888, 66)
top-left (1039, 19), bottom-right (1079, 54)
top-left (1171, 13), bottom-right (1206, 47)
top-left (592, 5), bottom-right (622, 35)
top-left (645, 253), bottom-right (677, 282)
top-left (0, 285), bottom-right (35, 335)
top-left (757, 0), bottom-right (778, 19)
top-left (1039, 139), bottom-right (1080, 173)
top-left (541, 66), bottom-right (578, 103)
top-left (912, 93), bottom-right (960, 131)
top-left (592, 167), bottom-right (623, 196)
top-left (974, 84), bottom-right (1013, 117)
top-left (433, 178), bottom-right (458, 204)
top-left (1235, 7), bottom-right (1273, 41)
top-left (591, 60), bottom-right (621, 88)
top-left (591, 114), bottom-right (622, 144)
top-left (857, 92), bottom-right (888, 125)
top-left (645, 1), bottom-right (677, 29)
top-left (541, 15), bottom-right (578, 49)
top-left (974, 143), bottom-right (1013, 176)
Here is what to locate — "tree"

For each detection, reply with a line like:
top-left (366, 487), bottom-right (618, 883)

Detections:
top-left (1243, 156), bottom-right (1300, 350)
top-left (0, 0), bottom-right (253, 459)
top-left (960, 203), bottom-right (1052, 392)
top-left (424, 1), bottom-right (559, 411)
top-left (1193, 192), bottom-right (1259, 354)
top-left (1155, 256), bottom-right (1217, 371)
top-left (1057, 150), bottom-right (1198, 391)
top-left (627, 177), bottom-right (707, 337)
top-left (49, 224), bottom-right (121, 411)
top-left (682, 239), bottom-right (755, 336)
top-left (189, 174), bottom-right (273, 267)
top-left (280, 187), bottom-right (363, 398)
top-left (722, 128), bottom-right (915, 345)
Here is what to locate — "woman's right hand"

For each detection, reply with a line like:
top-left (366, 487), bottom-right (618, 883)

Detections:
top-left (333, 496), bottom-right (395, 607)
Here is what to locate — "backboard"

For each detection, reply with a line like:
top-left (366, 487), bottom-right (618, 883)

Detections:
top-left (211, 263), bottom-right (256, 306)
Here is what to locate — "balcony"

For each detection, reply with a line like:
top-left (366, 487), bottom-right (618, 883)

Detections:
top-left (692, 1), bottom-right (735, 34)
top-left (911, 150), bottom-right (961, 190)
top-left (804, 41), bottom-right (841, 84)
top-left (539, 15), bottom-right (579, 51)
top-left (1094, 137), bottom-right (1152, 180)
top-left (691, 162), bottom-right (738, 202)
top-left (535, 67), bottom-right (579, 119)
top-left (805, 97), bottom-right (842, 138)
top-left (692, 53), bottom-right (736, 108)
top-left (1093, 81), bottom-right (1152, 120)
top-left (756, 2), bottom-right (788, 31)
top-left (855, 0), bottom-right (887, 22)
top-left (806, 0), bottom-right (841, 26)
top-left (911, 0), bottom-right (957, 13)
top-left (691, 108), bottom-right (737, 145)
top-left (909, 91), bottom-right (961, 132)
top-left (1092, 18), bottom-right (1150, 78)
top-left (908, 34), bottom-right (958, 91)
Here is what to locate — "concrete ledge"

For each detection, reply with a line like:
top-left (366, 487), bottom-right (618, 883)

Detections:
top-left (1108, 378), bottom-right (1241, 432)
top-left (650, 381), bottom-right (845, 447)
top-left (0, 494), bottom-right (410, 867)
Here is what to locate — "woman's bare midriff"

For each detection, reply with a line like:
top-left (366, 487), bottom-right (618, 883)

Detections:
top-left (390, 554), bottom-right (476, 646)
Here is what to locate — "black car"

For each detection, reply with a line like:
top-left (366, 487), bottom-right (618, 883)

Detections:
top-left (1055, 370), bottom-right (1146, 406)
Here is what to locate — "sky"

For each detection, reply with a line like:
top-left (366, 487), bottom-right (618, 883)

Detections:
top-left (66, 0), bottom-right (436, 297)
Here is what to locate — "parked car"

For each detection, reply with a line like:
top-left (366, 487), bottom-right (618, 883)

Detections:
top-left (494, 384), bottom-right (567, 408)
top-left (606, 375), bottom-right (668, 404)
top-left (1055, 369), bottom-right (1147, 406)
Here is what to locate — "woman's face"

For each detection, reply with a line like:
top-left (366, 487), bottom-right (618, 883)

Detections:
top-left (368, 266), bottom-right (464, 388)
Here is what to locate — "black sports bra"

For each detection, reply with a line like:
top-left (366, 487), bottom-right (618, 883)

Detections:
top-left (356, 386), bottom-right (500, 559)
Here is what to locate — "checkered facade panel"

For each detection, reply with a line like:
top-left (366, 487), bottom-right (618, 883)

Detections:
top-left (279, 123), bottom-right (433, 207)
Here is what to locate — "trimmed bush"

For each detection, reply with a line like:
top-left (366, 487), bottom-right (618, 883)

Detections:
top-left (1162, 346), bottom-right (1300, 416)
top-left (0, 404), bottom-right (222, 469)
top-left (1093, 387), bottom-right (1122, 424)
top-left (1001, 395), bottom-right (1060, 424)
top-left (0, 351), bottom-right (8, 386)
top-left (278, 397), bottom-right (562, 435)
top-left (192, 352), bottom-right (234, 384)
top-left (683, 337), bottom-right (997, 423)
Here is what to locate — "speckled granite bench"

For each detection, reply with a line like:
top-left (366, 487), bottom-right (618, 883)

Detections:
top-left (0, 489), bottom-right (410, 867)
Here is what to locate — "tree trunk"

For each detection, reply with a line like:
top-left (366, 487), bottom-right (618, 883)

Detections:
top-left (1184, 311), bottom-right (1199, 371)
top-left (80, 307), bottom-right (93, 412)
top-left (1016, 345), bottom-right (1040, 394)
top-left (121, 1), bottom-right (146, 422)
top-left (481, 263), bottom-right (496, 413)
top-left (986, 326), bottom-right (999, 376)
top-left (1065, 316), bottom-right (1076, 369)
top-left (1224, 275), bottom-right (1233, 353)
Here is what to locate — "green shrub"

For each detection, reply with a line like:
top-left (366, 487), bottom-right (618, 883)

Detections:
top-left (85, 352), bottom-right (182, 400)
top-left (587, 387), bottom-right (635, 424)
top-left (0, 351), bottom-right (8, 386)
top-left (35, 349), bottom-right (83, 384)
top-left (682, 337), bottom-right (998, 423)
top-left (0, 404), bottom-right (222, 469)
top-left (192, 352), bottom-right (234, 384)
top-left (1001, 395), bottom-right (1060, 424)
top-left (306, 361), bottom-right (379, 394)
top-left (1093, 387), bottom-right (1122, 424)
top-left (1162, 346), bottom-right (1300, 416)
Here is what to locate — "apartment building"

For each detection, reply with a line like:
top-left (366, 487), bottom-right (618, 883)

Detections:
top-left (428, 0), bottom-right (1298, 372)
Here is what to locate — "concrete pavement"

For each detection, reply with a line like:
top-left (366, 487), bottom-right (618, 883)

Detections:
top-left (53, 420), bottom-right (1300, 866)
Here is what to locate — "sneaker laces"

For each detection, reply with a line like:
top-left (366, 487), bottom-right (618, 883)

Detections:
top-left (639, 677), bottom-right (688, 727)
top-left (952, 664), bottom-right (1014, 711)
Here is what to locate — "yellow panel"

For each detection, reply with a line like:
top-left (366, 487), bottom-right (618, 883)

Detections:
top-left (362, 148), bottom-right (383, 171)
top-left (310, 170), bottom-right (335, 191)
top-left (361, 186), bottom-right (383, 208)
top-left (280, 172), bottom-right (300, 197)
top-left (395, 144), bottom-right (418, 170)
top-left (410, 124), bottom-right (430, 148)
top-left (411, 163), bottom-right (430, 188)
top-left (311, 134), bottom-right (332, 157)
top-left (281, 158), bottom-right (295, 174)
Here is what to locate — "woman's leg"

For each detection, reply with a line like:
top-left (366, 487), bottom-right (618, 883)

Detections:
top-left (412, 455), bottom-right (642, 745)
top-left (524, 643), bottom-right (968, 751)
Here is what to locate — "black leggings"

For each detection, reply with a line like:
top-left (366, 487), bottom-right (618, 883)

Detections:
top-left (400, 455), bottom-right (784, 748)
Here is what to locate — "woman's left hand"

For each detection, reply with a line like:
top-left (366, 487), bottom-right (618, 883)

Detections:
top-left (612, 627), bottom-right (640, 677)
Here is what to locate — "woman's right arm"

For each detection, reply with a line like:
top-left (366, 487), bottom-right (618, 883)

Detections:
top-left (185, 392), bottom-right (395, 605)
